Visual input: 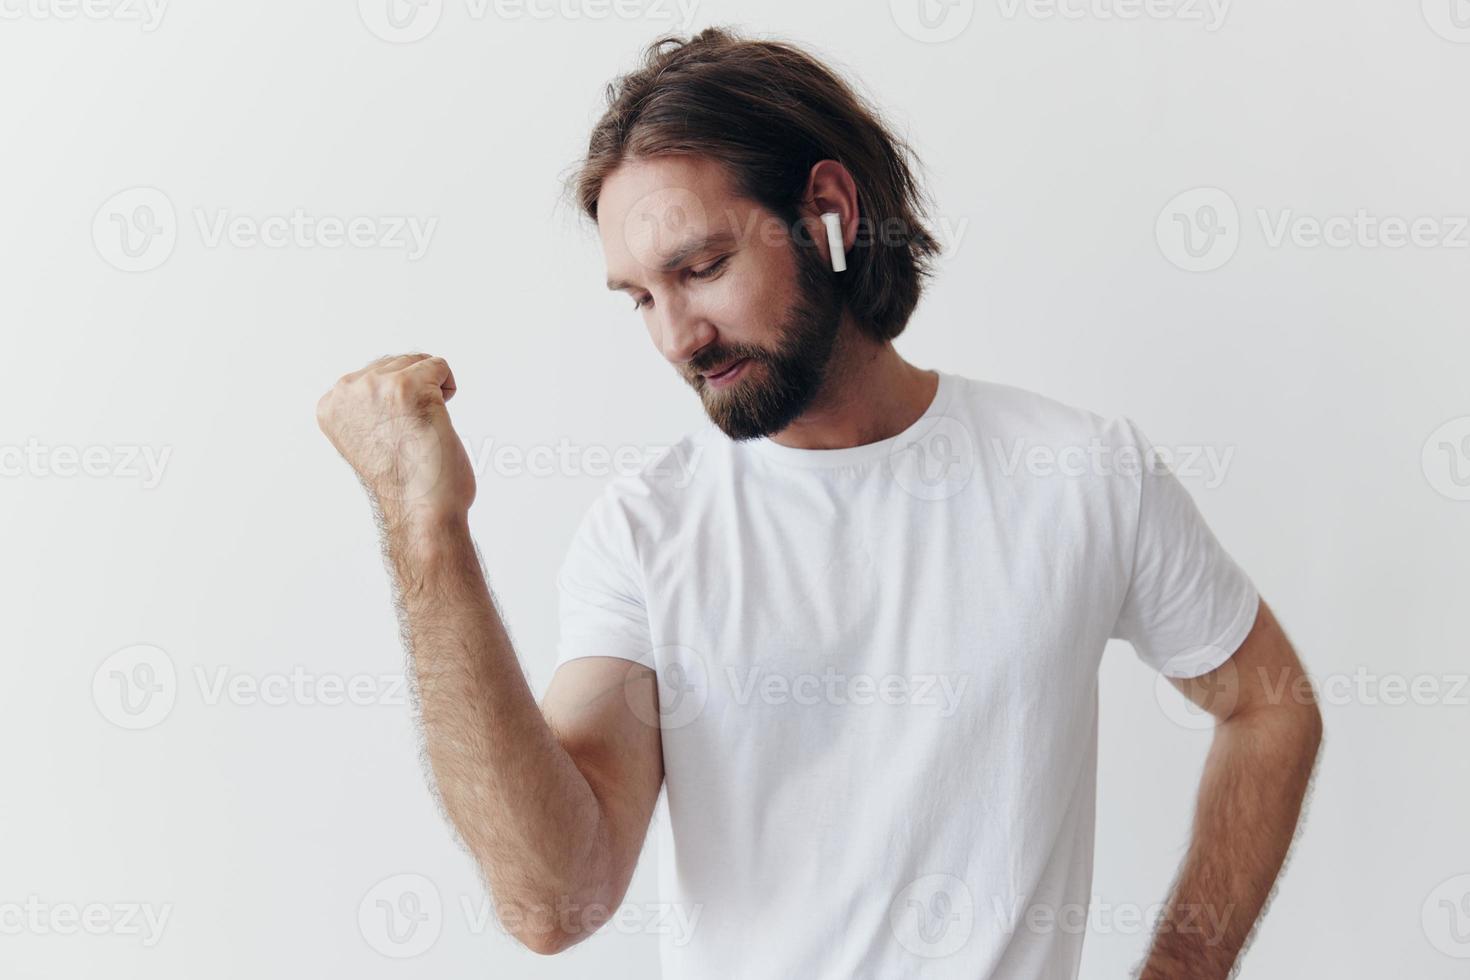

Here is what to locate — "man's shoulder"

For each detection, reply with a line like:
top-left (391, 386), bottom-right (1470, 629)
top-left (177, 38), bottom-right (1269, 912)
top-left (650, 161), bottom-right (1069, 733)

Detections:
top-left (944, 370), bottom-right (1137, 449)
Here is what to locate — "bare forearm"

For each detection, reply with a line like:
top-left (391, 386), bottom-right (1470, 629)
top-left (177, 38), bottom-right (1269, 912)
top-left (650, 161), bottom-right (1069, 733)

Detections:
top-left (385, 513), bottom-right (614, 928)
top-left (1139, 706), bottom-right (1322, 979)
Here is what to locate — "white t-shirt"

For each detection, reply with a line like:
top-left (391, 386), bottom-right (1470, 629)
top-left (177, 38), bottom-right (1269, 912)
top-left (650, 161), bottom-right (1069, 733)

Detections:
top-left (553, 369), bottom-right (1259, 978)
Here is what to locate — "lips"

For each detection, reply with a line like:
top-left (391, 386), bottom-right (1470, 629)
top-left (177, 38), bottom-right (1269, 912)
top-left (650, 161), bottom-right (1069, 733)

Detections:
top-left (702, 358), bottom-right (748, 380)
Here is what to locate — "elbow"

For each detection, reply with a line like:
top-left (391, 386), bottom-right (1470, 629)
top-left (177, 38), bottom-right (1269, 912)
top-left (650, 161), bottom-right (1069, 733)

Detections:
top-left (1303, 700), bottom-right (1324, 760)
top-left (495, 886), bottom-right (606, 957)
top-left (1277, 691), bottom-right (1324, 775)
top-left (1291, 673), bottom-right (1325, 755)
top-left (509, 912), bottom-right (601, 956)
top-left (516, 929), bottom-right (578, 957)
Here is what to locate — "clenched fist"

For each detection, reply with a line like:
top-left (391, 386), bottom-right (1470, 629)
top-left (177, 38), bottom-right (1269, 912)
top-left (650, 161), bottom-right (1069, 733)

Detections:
top-left (316, 353), bottom-right (475, 525)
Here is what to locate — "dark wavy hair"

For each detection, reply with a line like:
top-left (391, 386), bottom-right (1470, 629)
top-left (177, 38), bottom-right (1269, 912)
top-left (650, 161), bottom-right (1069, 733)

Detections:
top-left (565, 27), bottom-right (942, 343)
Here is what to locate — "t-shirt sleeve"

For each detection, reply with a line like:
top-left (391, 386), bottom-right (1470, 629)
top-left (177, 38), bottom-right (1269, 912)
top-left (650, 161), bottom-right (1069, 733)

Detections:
top-left (554, 484), bottom-right (656, 670)
top-left (1110, 417), bottom-right (1260, 679)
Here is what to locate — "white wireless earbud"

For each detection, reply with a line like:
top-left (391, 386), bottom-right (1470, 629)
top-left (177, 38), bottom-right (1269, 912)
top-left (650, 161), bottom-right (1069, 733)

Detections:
top-left (820, 211), bottom-right (846, 273)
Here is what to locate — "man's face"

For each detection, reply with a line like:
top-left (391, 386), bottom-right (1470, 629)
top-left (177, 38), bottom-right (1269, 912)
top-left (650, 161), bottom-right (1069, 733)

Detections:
top-left (598, 155), bottom-right (844, 440)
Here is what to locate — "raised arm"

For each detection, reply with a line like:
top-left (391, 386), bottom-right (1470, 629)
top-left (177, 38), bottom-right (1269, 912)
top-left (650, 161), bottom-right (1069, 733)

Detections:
top-left (315, 353), bottom-right (664, 954)
top-left (1138, 597), bottom-right (1323, 978)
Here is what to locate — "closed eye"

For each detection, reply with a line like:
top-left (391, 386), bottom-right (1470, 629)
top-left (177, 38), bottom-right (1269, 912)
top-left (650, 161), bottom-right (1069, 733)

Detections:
top-left (630, 255), bottom-right (730, 311)
top-left (690, 255), bottom-right (729, 280)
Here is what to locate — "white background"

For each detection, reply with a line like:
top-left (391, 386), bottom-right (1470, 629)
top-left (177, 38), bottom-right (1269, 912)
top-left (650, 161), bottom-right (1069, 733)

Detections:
top-left (2, 0), bottom-right (1467, 976)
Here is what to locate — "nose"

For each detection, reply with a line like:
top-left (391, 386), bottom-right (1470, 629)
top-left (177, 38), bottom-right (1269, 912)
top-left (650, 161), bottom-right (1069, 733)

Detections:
top-left (652, 292), bottom-right (717, 367)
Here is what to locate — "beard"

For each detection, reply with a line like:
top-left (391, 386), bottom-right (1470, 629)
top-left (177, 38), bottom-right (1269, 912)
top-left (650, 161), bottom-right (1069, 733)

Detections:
top-left (683, 238), bottom-right (844, 441)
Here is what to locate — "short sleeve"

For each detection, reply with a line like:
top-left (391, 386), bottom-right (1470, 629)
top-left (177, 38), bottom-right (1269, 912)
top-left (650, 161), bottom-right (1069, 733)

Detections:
top-left (1110, 418), bottom-right (1260, 678)
top-left (554, 484), bottom-right (655, 670)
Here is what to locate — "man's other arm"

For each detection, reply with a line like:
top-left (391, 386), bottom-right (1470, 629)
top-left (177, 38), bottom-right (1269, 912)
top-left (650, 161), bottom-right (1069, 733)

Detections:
top-left (1138, 597), bottom-right (1324, 979)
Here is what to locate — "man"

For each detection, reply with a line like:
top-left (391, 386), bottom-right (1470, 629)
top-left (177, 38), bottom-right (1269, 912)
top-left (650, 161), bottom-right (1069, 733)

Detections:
top-left (316, 27), bottom-right (1322, 979)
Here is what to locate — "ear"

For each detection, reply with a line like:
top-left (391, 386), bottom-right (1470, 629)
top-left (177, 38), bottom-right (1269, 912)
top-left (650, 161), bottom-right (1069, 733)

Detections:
top-left (801, 159), bottom-right (860, 262)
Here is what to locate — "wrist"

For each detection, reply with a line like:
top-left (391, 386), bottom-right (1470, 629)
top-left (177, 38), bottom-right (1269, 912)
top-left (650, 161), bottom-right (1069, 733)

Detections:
top-left (381, 503), bottom-right (472, 560)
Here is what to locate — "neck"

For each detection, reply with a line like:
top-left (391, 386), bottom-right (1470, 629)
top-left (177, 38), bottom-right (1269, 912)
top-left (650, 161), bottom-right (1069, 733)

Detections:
top-left (767, 320), bottom-right (938, 451)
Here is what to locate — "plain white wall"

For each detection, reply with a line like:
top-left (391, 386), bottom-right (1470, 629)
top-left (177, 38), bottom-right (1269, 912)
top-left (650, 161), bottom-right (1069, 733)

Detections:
top-left (2, 1), bottom-right (1467, 976)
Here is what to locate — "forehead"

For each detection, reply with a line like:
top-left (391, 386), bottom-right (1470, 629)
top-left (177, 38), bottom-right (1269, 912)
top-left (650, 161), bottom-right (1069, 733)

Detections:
top-left (597, 155), bottom-right (753, 280)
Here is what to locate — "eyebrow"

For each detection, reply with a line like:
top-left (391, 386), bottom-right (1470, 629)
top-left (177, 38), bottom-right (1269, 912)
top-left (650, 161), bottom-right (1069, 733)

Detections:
top-left (606, 230), bottom-right (738, 292)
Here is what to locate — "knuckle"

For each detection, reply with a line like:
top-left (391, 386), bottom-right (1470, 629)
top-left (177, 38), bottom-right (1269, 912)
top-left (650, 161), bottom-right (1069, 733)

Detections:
top-left (314, 390), bottom-right (335, 426)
